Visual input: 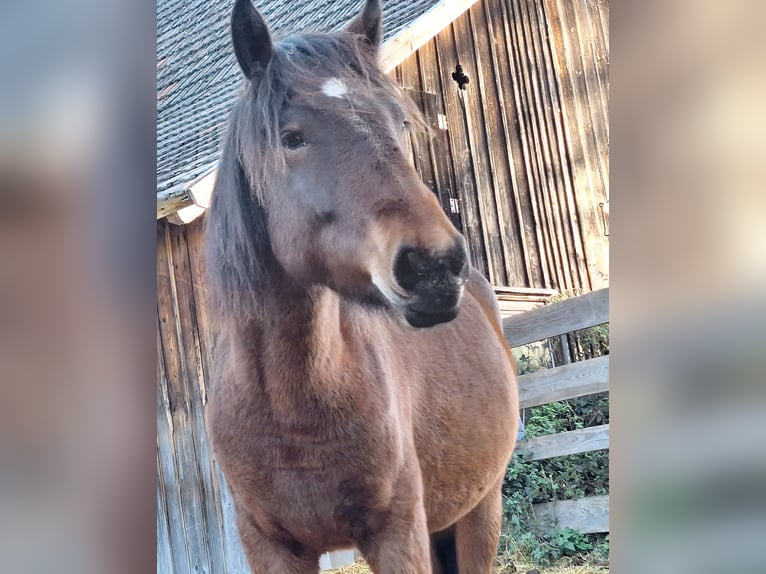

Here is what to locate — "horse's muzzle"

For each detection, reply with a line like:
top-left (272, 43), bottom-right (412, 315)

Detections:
top-left (393, 242), bottom-right (468, 328)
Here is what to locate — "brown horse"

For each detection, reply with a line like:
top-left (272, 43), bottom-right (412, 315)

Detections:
top-left (205, 1), bottom-right (518, 572)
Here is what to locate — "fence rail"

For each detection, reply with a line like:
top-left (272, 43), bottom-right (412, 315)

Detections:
top-left (517, 355), bottom-right (609, 408)
top-left (502, 288), bottom-right (609, 348)
top-left (517, 424), bottom-right (609, 462)
top-left (533, 495), bottom-right (609, 534)
top-left (504, 288), bottom-right (610, 534)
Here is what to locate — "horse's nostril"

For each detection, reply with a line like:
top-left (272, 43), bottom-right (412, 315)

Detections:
top-left (393, 244), bottom-right (467, 294)
top-left (393, 247), bottom-right (423, 292)
top-left (449, 246), bottom-right (468, 277)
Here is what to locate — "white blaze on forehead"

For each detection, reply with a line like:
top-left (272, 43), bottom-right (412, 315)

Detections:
top-left (321, 78), bottom-right (348, 98)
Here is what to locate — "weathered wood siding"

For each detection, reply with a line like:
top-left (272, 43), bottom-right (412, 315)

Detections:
top-left (157, 218), bottom-right (250, 574)
top-left (394, 0), bottom-right (609, 290)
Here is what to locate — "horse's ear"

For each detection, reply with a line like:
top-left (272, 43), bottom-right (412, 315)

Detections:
top-left (231, 0), bottom-right (273, 81)
top-left (344, 0), bottom-right (382, 49)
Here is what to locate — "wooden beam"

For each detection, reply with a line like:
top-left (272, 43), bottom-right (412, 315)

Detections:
top-left (493, 287), bottom-right (559, 317)
top-left (166, 203), bottom-right (207, 225)
top-left (158, 164), bottom-right (218, 221)
top-left (380, 0), bottom-right (482, 72)
top-left (517, 424), bottom-right (609, 461)
top-left (187, 168), bottom-right (216, 208)
top-left (533, 495), bottom-right (609, 534)
top-left (157, 186), bottom-right (194, 219)
top-left (503, 288), bottom-right (609, 348)
top-left (518, 355), bottom-right (609, 408)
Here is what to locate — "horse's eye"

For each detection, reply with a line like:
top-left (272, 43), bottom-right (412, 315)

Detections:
top-left (281, 131), bottom-right (306, 150)
top-left (401, 120), bottom-right (411, 132)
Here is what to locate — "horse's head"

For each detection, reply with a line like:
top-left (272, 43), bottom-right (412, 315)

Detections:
top-left (212, 0), bottom-right (468, 328)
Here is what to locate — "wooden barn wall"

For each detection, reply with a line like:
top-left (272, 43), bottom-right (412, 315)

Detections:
top-left (157, 218), bottom-right (250, 574)
top-left (394, 0), bottom-right (609, 291)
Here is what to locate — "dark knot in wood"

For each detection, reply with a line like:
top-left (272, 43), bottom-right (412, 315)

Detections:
top-left (451, 63), bottom-right (470, 90)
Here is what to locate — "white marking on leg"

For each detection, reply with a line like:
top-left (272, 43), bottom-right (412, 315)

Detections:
top-left (321, 78), bottom-right (347, 98)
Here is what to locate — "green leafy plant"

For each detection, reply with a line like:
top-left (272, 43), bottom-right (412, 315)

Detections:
top-left (501, 320), bottom-right (610, 568)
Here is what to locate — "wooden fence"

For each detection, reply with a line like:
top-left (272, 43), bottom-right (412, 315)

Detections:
top-left (504, 287), bottom-right (610, 534)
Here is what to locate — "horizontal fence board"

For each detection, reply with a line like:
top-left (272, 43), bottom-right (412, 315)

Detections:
top-left (517, 424), bottom-right (609, 461)
top-left (494, 286), bottom-right (558, 317)
top-left (503, 288), bottom-right (609, 347)
top-left (518, 355), bottom-right (609, 408)
top-left (533, 495), bottom-right (609, 533)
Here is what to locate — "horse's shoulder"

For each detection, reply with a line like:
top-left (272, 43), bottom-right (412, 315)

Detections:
top-left (465, 268), bottom-right (501, 323)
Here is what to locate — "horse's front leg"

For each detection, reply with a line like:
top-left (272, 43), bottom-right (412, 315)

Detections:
top-left (360, 467), bottom-right (432, 574)
top-left (454, 475), bottom-right (504, 574)
top-left (235, 501), bottom-right (320, 574)
top-left (362, 504), bottom-right (431, 574)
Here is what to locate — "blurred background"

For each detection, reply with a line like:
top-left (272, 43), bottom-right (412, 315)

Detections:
top-left (0, 1), bottom-right (156, 573)
top-left (610, 1), bottom-right (766, 572)
top-left (0, 0), bottom-right (764, 572)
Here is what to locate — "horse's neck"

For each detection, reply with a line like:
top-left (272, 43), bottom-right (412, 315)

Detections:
top-left (250, 283), bottom-right (347, 381)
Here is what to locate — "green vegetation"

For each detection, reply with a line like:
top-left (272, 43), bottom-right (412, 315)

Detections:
top-left (501, 323), bottom-right (609, 569)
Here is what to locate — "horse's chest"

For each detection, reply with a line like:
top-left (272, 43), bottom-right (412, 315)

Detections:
top-left (228, 432), bottom-right (400, 548)
top-left (213, 391), bottom-right (403, 487)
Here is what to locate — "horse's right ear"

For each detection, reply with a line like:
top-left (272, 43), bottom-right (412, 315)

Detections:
top-left (344, 0), bottom-right (382, 49)
top-left (231, 0), bottom-right (273, 81)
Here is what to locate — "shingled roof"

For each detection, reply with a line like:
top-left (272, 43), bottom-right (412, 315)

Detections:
top-left (157, 0), bottom-right (445, 198)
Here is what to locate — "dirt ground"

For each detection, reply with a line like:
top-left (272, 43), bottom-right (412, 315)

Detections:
top-left (331, 559), bottom-right (608, 574)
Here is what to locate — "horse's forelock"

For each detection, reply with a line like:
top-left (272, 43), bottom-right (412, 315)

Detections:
top-left (232, 32), bottom-right (418, 203)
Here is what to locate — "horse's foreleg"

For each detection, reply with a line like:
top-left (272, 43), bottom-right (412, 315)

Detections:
top-left (235, 503), bottom-right (320, 574)
top-left (361, 500), bottom-right (432, 574)
top-left (359, 462), bottom-right (432, 574)
top-left (454, 476), bottom-right (504, 574)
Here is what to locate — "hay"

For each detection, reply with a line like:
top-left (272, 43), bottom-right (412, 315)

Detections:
top-left (329, 558), bottom-right (608, 574)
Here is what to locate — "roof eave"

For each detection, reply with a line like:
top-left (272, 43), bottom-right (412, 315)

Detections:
top-left (157, 0), bottom-right (481, 222)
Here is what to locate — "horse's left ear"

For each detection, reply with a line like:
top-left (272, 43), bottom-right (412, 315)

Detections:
top-left (344, 0), bottom-right (382, 49)
top-left (231, 0), bottom-right (273, 81)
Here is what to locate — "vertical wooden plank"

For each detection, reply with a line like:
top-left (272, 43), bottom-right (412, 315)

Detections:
top-left (515, 0), bottom-right (576, 291)
top-left (493, 0), bottom-right (553, 289)
top-left (157, 221), bottom-right (213, 574)
top-left (157, 449), bottom-right (175, 574)
top-left (183, 218), bottom-right (212, 399)
top-left (543, 0), bottom-right (610, 288)
top-left (578, 0), bottom-right (609, 150)
top-left (564, 0), bottom-right (609, 184)
top-left (415, 39), bottom-right (465, 232)
top-left (183, 217), bottom-right (251, 573)
top-left (526, 0), bottom-right (591, 291)
top-left (393, 66), bottom-right (418, 166)
top-left (216, 465), bottom-right (251, 573)
top-left (166, 222), bottom-right (228, 572)
top-left (397, 53), bottom-right (438, 199)
top-left (451, 13), bottom-right (507, 285)
top-left (433, 24), bottom-right (490, 279)
top-left (505, 0), bottom-right (562, 290)
top-left (469, 0), bottom-right (540, 287)
top-left (501, 0), bottom-right (596, 292)
top-left (157, 319), bottom-right (193, 574)
top-left (483, 0), bottom-right (543, 288)
top-left (468, 0), bottom-right (528, 287)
